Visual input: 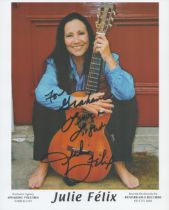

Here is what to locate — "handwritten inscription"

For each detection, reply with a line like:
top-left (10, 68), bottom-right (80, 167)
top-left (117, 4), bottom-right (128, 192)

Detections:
top-left (60, 92), bottom-right (100, 110)
top-left (45, 89), bottom-right (112, 110)
top-left (47, 140), bottom-right (113, 182)
top-left (45, 90), bottom-right (113, 183)
top-left (61, 111), bottom-right (106, 141)
top-left (45, 90), bottom-right (65, 103)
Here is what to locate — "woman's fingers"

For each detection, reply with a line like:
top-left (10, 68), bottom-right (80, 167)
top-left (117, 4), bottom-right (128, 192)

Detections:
top-left (78, 92), bottom-right (114, 115)
top-left (94, 34), bottom-right (107, 48)
top-left (99, 99), bottom-right (113, 104)
top-left (83, 103), bottom-right (113, 116)
top-left (90, 92), bottom-right (105, 99)
top-left (93, 101), bottom-right (114, 109)
top-left (82, 104), bottom-right (99, 115)
top-left (93, 33), bottom-right (113, 63)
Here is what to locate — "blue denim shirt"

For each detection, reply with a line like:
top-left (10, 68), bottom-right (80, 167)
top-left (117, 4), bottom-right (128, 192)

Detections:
top-left (35, 53), bottom-right (135, 110)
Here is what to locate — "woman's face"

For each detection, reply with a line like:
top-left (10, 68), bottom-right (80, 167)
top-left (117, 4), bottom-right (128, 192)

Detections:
top-left (64, 19), bottom-right (89, 59)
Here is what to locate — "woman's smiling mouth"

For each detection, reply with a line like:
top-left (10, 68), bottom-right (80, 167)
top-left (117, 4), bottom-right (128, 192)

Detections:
top-left (72, 45), bottom-right (84, 49)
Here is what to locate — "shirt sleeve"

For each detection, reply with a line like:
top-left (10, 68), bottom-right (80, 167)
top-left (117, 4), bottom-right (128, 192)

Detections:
top-left (35, 58), bottom-right (74, 110)
top-left (103, 53), bottom-right (135, 100)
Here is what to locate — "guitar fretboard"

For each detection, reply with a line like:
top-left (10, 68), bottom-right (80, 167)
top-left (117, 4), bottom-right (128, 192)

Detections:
top-left (85, 53), bottom-right (102, 94)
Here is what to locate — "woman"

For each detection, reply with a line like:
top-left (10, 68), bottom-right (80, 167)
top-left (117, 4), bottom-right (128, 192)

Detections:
top-left (28, 13), bottom-right (139, 189)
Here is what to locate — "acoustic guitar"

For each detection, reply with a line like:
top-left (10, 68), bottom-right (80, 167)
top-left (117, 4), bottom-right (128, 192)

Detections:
top-left (48, 3), bottom-right (116, 183)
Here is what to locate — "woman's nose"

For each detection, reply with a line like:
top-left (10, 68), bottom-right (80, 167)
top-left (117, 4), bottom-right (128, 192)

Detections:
top-left (73, 35), bottom-right (80, 43)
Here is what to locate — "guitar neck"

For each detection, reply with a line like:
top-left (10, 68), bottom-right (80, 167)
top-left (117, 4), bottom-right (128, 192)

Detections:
top-left (84, 3), bottom-right (116, 95)
top-left (85, 53), bottom-right (103, 94)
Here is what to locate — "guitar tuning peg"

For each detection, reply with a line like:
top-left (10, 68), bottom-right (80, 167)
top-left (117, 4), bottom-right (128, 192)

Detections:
top-left (113, 11), bottom-right (116, 16)
top-left (111, 17), bottom-right (114, 21)
top-left (109, 24), bottom-right (112, 27)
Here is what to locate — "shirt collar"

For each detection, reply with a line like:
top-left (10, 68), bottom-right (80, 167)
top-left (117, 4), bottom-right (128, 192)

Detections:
top-left (69, 56), bottom-right (76, 69)
top-left (69, 56), bottom-right (85, 79)
top-left (69, 56), bottom-right (86, 91)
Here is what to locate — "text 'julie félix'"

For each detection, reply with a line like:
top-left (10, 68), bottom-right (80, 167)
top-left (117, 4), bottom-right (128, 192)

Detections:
top-left (51, 191), bottom-right (117, 203)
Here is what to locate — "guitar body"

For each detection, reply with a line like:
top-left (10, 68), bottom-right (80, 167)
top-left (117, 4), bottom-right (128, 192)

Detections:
top-left (48, 91), bottom-right (112, 182)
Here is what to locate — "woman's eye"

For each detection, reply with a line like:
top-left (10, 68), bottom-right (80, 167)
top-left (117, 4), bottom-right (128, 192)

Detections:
top-left (65, 34), bottom-right (73, 38)
top-left (79, 32), bottom-right (85, 35)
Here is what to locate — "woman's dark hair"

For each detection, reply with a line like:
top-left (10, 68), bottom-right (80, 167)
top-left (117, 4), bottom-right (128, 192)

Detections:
top-left (48, 12), bottom-right (95, 93)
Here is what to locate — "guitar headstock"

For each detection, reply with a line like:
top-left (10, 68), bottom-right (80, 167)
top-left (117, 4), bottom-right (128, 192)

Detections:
top-left (96, 3), bottom-right (116, 35)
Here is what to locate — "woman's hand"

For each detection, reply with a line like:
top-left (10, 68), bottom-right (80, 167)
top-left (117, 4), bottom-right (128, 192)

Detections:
top-left (93, 33), bottom-right (117, 70)
top-left (73, 92), bottom-right (114, 115)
